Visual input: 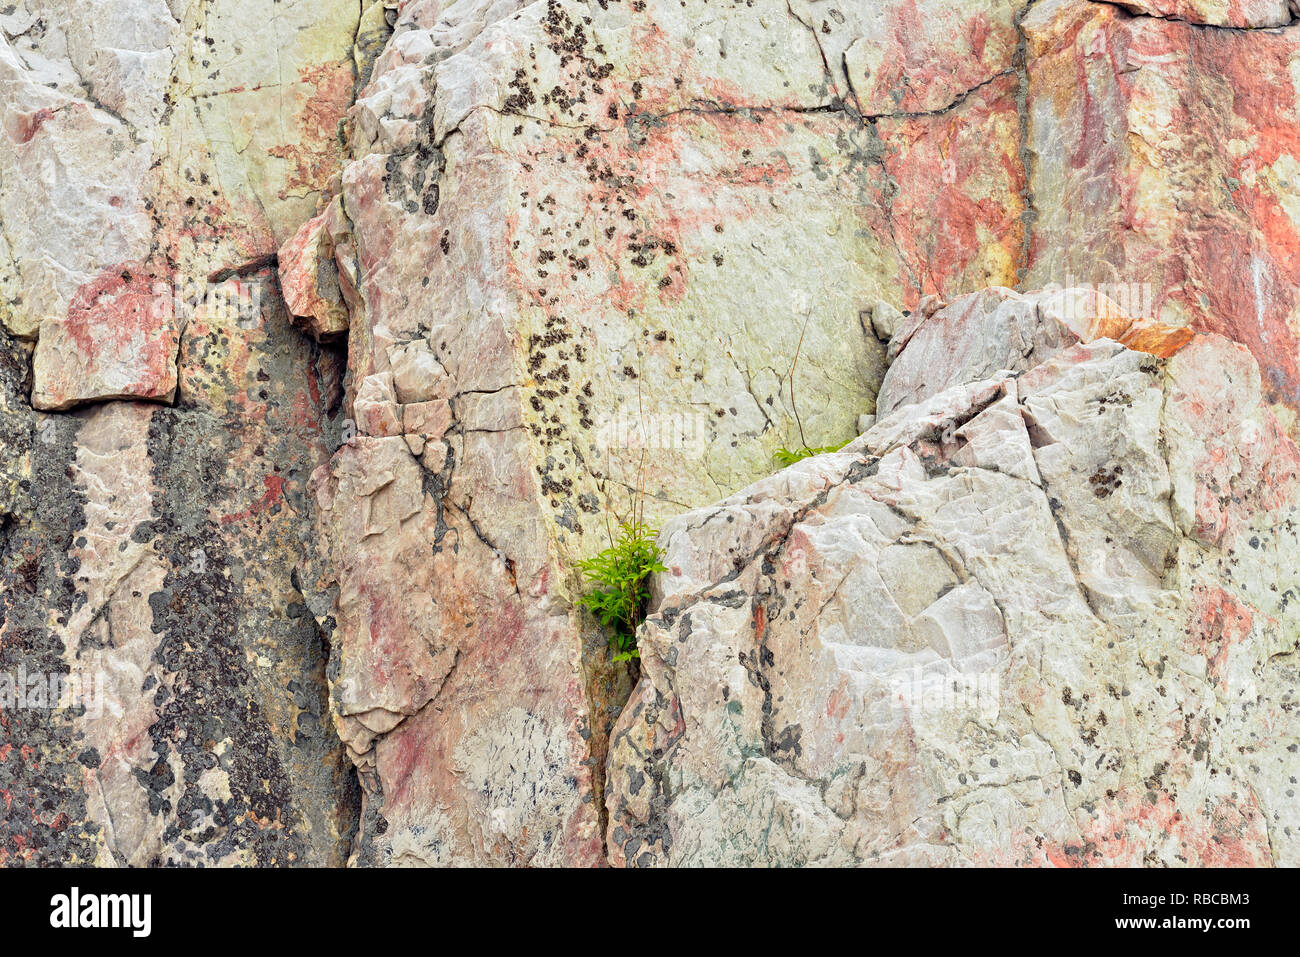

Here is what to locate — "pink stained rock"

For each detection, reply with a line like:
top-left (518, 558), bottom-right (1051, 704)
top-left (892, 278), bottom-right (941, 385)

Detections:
top-left (31, 263), bottom-right (179, 411)
top-left (10, 0), bottom-right (1300, 871)
top-left (2, 0), bottom-right (360, 410)
top-left (308, 0), bottom-right (1057, 866)
top-left (277, 208), bottom-right (351, 343)
top-left (1023, 0), bottom-right (1300, 420)
top-left (791, 0), bottom-right (1030, 116)
top-left (878, 73), bottom-right (1028, 309)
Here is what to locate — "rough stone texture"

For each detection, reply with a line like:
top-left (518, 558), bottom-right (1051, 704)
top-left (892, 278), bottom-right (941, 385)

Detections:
top-left (875, 285), bottom-right (1194, 417)
top-left (288, 0), bottom-right (1300, 867)
top-left (3, 0), bottom-right (1300, 869)
top-left (0, 272), bottom-right (360, 866)
top-left (278, 202), bottom-right (353, 342)
top-left (302, 0), bottom-right (1051, 865)
top-left (787, 0), bottom-right (1027, 116)
top-left (1024, 0), bottom-right (1300, 428)
top-left (605, 289), bottom-right (1300, 867)
top-left (0, 1), bottom-right (369, 865)
top-left (0, 0), bottom-right (363, 408)
top-left (1114, 0), bottom-right (1292, 28)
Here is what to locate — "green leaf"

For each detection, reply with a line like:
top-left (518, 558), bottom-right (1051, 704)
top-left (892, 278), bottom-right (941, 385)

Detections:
top-left (774, 441), bottom-right (850, 466)
top-left (575, 521), bottom-right (665, 663)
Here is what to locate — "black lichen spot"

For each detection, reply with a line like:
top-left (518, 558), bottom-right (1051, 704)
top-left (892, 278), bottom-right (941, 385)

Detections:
top-left (1089, 464), bottom-right (1123, 498)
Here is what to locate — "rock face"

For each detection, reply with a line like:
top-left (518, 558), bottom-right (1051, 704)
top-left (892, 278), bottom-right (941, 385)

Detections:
top-left (301, 0), bottom-right (1039, 865)
top-left (3, 0), bottom-right (1299, 869)
top-left (1114, 0), bottom-right (1292, 27)
top-left (0, 283), bottom-right (361, 865)
top-left (606, 289), bottom-right (1300, 866)
top-left (0, 0), bottom-right (369, 865)
top-left (1, 0), bottom-right (361, 407)
top-left (1023, 0), bottom-right (1300, 424)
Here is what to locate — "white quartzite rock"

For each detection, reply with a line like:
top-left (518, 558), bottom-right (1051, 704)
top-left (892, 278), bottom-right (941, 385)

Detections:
top-left (606, 289), bottom-right (1300, 867)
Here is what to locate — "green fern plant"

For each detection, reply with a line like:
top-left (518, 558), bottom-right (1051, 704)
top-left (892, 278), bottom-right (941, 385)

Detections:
top-left (575, 521), bottom-right (667, 662)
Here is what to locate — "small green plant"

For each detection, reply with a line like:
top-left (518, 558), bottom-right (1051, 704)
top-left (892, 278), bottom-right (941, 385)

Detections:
top-left (575, 520), bottom-right (667, 662)
top-left (774, 443), bottom-right (847, 466)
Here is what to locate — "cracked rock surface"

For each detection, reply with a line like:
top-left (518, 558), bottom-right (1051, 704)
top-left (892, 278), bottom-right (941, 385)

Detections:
top-left (0, 0), bottom-right (368, 866)
top-left (2, 0), bottom-right (1299, 867)
top-left (606, 289), bottom-right (1300, 866)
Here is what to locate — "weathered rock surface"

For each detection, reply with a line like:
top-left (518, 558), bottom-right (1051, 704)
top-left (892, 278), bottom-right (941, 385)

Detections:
top-left (0, 273), bottom-right (360, 866)
top-left (1, 0), bottom-right (363, 408)
top-left (3, 0), bottom-right (1300, 869)
top-left (606, 289), bottom-right (1300, 866)
top-left (277, 204), bottom-right (353, 343)
top-left (302, 0), bottom-right (1048, 865)
top-left (1115, 0), bottom-right (1292, 28)
top-left (0, 0), bottom-right (369, 864)
top-left (875, 285), bottom-right (1193, 417)
top-left (283, 0), bottom-right (1300, 867)
top-left (1024, 0), bottom-right (1300, 426)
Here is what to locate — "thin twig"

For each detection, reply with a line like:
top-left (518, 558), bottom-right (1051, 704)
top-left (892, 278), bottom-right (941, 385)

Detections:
top-left (789, 308), bottom-right (813, 452)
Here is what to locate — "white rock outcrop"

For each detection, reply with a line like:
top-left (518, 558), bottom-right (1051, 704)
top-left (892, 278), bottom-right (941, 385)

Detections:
top-left (606, 290), bottom-right (1300, 867)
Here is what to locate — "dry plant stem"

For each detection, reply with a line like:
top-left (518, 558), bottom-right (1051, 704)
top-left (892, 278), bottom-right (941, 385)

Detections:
top-left (789, 309), bottom-right (813, 453)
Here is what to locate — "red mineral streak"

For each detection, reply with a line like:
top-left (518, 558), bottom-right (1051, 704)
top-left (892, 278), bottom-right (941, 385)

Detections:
top-left (1165, 337), bottom-right (1300, 542)
top-left (218, 474), bottom-right (286, 526)
top-left (1126, 0), bottom-right (1285, 25)
top-left (64, 264), bottom-right (173, 355)
top-left (382, 717), bottom-right (432, 813)
top-left (268, 62), bottom-right (354, 198)
top-left (291, 379), bottom-right (319, 430)
top-left (880, 75), bottom-right (1026, 308)
top-left (826, 674), bottom-right (851, 722)
top-left (1188, 585), bottom-right (1254, 687)
top-left (58, 263), bottom-right (180, 399)
top-left (969, 13), bottom-right (992, 63)
top-left (863, 0), bottom-right (1011, 114)
top-left (15, 106), bottom-right (59, 144)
